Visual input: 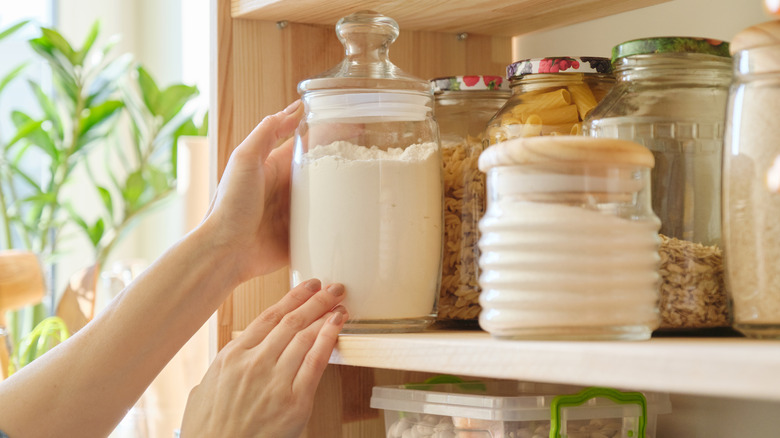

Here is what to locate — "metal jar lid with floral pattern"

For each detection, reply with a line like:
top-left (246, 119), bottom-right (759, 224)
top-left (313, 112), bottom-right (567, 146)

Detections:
top-left (611, 37), bottom-right (731, 62)
top-left (431, 75), bottom-right (507, 93)
top-left (506, 57), bottom-right (612, 80)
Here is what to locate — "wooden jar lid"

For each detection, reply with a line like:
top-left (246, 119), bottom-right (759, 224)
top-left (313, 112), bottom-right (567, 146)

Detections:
top-left (478, 136), bottom-right (655, 172)
top-left (731, 20), bottom-right (780, 54)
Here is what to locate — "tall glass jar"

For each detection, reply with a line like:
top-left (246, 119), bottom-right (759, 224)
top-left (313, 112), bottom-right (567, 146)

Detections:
top-left (586, 37), bottom-right (732, 332)
top-left (723, 21), bottom-right (780, 338)
top-left (486, 57), bottom-right (614, 144)
top-left (430, 76), bottom-right (510, 325)
top-left (289, 11), bottom-right (442, 333)
top-left (477, 137), bottom-right (661, 340)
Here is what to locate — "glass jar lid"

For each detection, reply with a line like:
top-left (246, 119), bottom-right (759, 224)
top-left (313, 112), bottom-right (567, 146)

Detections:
top-left (507, 57), bottom-right (612, 80)
top-left (297, 10), bottom-right (429, 94)
top-left (297, 11), bottom-right (431, 122)
top-left (479, 136), bottom-right (655, 172)
top-left (430, 75), bottom-right (508, 93)
top-left (611, 37), bottom-right (731, 62)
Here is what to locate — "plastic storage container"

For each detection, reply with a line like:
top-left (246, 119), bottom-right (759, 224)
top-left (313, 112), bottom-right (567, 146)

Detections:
top-left (289, 11), bottom-right (442, 333)
top-left (585, 37), bottom-right (733, 332)
top-left (477, 136), bottom-right (661, 340)
top-left (431, 76), bottom-right (510, 325)
top-left (486, 56), bottom-right (613, 144)
top-left (371, 381), bottom-right (672, 438)
top-left (723, 21), bottom-right (780, 338)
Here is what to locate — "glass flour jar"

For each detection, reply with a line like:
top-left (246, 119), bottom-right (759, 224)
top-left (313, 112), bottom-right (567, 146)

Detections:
top-left (477, 136), bottom-right (661, 340)
top-left (289, 11), bottom-right (442, 333)
top-left (586, 37), bottom-right (732, 332)
top-left (430, 76), bottom-right (509, 325)
top-left (723, 21), bottom-right (780, 338)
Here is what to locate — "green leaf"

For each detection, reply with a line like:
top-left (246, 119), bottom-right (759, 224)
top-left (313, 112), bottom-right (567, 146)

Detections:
top-left (198, 112), bottom-right (209, 136)
top-left (65, 204), bottom-right (90, 233)
top-left (78, 100), bottom-right (123, 140)
top-left (10, 111), bottom-right (58, 160)
top-left (136, 66), bottom-right (161, 114)
top-left (27, 80), bottom-right (63, 139)
top-left (171, 119), bottom-right (199, 180)
top-left (122, 170), bottom-right (146, 211)
top-left (157, 84), bottom-right (198, 124)
top-left (86, 53), bottom-right (132, 107)
top-left (73, 21), bottom-right (100, 66)
top-left (96, 185), bottom-right (113, 218)
top-left (40, 28), bottom-right (76, 65)
top-left (0, 20), bottom-right (28, 41)
top-left (146, 165), bottom-right (170, 195)
top-left (0, 63), bottom-right (28, 95)
top-left (8, 162), bottom-right (42, 193)
top-left (88, 218), bottom-right (105, 247)
top-left (5, 118), bottom-right (43, 150)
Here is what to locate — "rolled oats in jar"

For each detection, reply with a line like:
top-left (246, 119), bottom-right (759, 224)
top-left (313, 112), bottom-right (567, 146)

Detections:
top-left (430, 76), bottom-right (510, 325)
top-left (486, 57), bottom-right (614, 144)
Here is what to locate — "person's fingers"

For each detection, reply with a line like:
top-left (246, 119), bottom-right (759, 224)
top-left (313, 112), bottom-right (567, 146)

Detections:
top-left (274, 305), bottom-right (347, 381)
top-left (257, 283), bottom-right (346, 360)
top-left (236, 278), bottom-right (323, 348)
top-left (292, 306), bottom-right (348, 394)
top-left (239, 100), bottom-right (303, 163)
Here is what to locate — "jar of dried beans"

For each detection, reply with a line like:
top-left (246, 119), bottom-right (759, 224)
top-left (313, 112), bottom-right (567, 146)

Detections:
top-left (430, 76), bottom-right (510, 325)
top-left (723, 21), bottom-right (780, 338)
top-left (485, 56), bottom-right (614, 144)
top-left (585, 37), bottom-right (733, 332)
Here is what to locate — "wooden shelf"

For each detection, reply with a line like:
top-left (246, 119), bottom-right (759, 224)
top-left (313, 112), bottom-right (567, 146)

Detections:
top-left (231, 0), bottom-right (671, 36)
top-left (327, 330), bottom-right (780, 401)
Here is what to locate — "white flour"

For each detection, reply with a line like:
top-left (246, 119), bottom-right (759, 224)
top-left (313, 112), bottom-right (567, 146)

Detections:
top-left (290, 141), bottom-right (442, 321)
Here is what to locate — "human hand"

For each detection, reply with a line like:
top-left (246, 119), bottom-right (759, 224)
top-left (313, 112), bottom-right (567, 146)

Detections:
top-left (200, 101), bottom-right (304, 282)
top-left (180, 278), bottom-right (347, 438)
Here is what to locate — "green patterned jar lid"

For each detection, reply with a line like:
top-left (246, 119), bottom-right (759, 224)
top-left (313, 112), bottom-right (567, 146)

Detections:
top-left (612, 36), bottom-right (731, 62)
top-left (431, 75), bottom-right (508, 92)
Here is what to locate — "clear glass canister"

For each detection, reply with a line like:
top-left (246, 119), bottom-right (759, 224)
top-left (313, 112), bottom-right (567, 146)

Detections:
top-left (486, 57), bottom-right (614, 144)
top-left (477, 136), bottom-right (661, 340)
top-left (430, 76), bottom-right (510, 325)
top-left (585, 37), bottom-right (733, 332)
top-left (723, 21), bottom-right (780, 338)
top-left (289, 11), bottom-right (442, 333)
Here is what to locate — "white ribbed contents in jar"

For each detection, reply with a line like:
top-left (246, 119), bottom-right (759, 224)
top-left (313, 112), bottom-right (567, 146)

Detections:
top-left (479, 203), bottom-right (660, 339)
top-left (290, 140), bottom-right (442, 329)
top-left (477, 136), bottom-right (661, 340)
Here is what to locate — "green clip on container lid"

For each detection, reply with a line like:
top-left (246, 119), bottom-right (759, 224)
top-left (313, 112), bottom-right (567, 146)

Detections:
top-left (611, 36), bottom-right (731, 62)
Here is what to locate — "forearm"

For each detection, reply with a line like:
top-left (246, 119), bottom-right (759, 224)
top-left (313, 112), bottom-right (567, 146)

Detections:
top-left (0, 222), bottom-right (242, 438)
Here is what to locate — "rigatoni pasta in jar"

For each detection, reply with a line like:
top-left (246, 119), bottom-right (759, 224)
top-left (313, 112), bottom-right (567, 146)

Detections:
top-left (430, 76), bottom-right (510, 325)
top-left (486, 57), bottom-right (613, 144)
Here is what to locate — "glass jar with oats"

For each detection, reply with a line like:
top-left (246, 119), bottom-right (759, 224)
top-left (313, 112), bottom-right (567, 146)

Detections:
top-left (586, 37), bottom-right (732, 333)
top-left (485, 57), bottom-right (613, 144)
top-left (430, 76), bottom-right (510, 326)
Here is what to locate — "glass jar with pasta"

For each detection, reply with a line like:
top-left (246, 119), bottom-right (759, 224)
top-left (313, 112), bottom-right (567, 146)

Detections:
top-left (486, 57), bottom-right (613, 144)
top-left (430, 76), bottom-right (510, 326)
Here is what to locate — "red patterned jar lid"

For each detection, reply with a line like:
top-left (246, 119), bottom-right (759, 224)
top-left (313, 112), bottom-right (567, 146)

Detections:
top-left (507, 57), bottom-right (612, 79)
top-left (431, 75), bottom-right (508, 93)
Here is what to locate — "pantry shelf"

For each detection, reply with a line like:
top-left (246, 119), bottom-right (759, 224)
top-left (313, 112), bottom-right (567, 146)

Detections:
top-left (327, 330), bottom-right (780, 401)
top-left (231, 0), bottom-right (671, 36)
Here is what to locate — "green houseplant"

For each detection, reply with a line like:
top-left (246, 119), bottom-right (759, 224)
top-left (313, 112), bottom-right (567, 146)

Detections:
top-left (0, 20), bottom-right (205, 375)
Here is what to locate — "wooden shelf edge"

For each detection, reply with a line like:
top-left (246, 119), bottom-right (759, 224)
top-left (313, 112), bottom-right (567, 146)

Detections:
top-left (231, 0), bottom-right (671, 37)
top-left (327, 330), bottom-right (780, 402)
